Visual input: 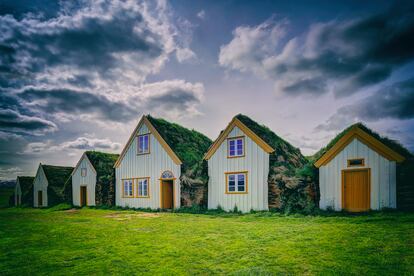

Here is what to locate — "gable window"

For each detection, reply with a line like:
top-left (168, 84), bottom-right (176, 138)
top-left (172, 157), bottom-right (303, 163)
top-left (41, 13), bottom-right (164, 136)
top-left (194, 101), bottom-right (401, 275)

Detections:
top-left (81, 168), bottom-right (87, 177)
top-left (226, 172), bottom-right (248, 194)
top-left (137, 178), bottom-right (149, 198)
top-left (228, 137), bottom-right (244, 158)
top-left (137, 134), bottom-right (150, 154)
top-left (347, 158), bottom-right (365, 167)
top-left (123, 179), bottom-right (134, 197)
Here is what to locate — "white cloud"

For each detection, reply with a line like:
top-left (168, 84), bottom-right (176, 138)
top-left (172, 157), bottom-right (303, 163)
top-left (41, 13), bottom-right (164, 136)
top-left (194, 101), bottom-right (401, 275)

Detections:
top-left (197, 10), bottom-right (206, 20)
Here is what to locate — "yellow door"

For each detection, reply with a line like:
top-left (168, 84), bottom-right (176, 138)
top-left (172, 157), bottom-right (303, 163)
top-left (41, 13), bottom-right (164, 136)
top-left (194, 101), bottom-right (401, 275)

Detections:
top-left (342, 169), bottom-right (370, 212)
top-left (161, 181), bottom-right (173, 209)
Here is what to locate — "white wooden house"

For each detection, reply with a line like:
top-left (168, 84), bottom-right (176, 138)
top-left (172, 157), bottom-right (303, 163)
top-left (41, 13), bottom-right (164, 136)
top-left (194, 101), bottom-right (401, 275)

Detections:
top-left (114, 115), bottom-right (211, 209)
top-left (33, 163), bottom-right (73, 207)
top-left (315, 124), bottom-right (405, 212)
top-left (70, 151), bottom-right (118, 207)
top-left (204, 115), bottom-right (275, 212)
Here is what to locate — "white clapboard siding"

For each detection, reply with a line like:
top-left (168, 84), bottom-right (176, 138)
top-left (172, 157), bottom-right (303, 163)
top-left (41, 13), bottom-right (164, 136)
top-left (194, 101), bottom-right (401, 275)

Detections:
top-left (319, 138), bottom-right (396, 211)
top-left (15, 180), bottom-right (21, 206)
top-left (208, 126), bottom-right (269, 212)
top-left (33, 165), bottom-right (48, 207)
top-left (72, 156), bottom-right (97, 206)
top-left (116, 122), bottom-right (181, 209)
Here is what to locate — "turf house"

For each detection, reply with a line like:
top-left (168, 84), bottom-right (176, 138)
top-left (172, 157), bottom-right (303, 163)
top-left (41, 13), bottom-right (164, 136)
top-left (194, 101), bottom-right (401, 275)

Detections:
top-left (314, 123), bottom-right (410, 212)
top-left (204, 114), bottom-right (315, 213)
top-left (14, 176), bottom-right (34, 206)
top-left (65, 151), bottom-right (119, 207)
top-left (33, 163), bottom-right (74, 207)
top-left (114, 115), bottom-right (212, 209)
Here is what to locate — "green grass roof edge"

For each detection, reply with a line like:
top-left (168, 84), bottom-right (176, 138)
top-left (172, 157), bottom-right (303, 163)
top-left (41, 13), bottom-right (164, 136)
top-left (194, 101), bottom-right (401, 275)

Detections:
top-left (312, 122), bottom-right (413, 163)
top-left (42, 165), bottom-right (74, 189)
top-left (17, 176), bottom-right (34, 191)
top-left (85, 151), bottom-right (119, 177)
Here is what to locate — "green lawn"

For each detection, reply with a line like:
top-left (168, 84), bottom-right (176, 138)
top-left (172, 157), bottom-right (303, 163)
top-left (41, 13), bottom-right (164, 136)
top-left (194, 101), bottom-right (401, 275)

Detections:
top-left (0, 188), bottom-right (13, 208)
top-left (0, 208), bottom-right (413, 275)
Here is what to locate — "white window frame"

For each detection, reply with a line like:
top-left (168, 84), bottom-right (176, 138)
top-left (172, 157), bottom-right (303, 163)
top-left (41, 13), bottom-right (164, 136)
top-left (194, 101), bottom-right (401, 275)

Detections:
top-left (226, 172), bottom-right (248, 194)
top-left (137, 134), bottom-right (150, 154)
top-left (137, 178), bottom-right (149, 198)
top-left (81, 168), bottom-right (87, 177)
top-left (227, 137), bottom-right (244, 158)
top-left (123, 179), bottom-right (134, 198)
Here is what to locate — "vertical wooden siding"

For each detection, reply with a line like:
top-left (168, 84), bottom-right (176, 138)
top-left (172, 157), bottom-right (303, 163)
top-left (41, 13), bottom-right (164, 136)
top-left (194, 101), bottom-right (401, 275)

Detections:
top-left (116, 123), bottom-right (181, 209)
top-left (33, 165), bottom-right (48, 207)
top-left (319, 138), bottom-right (396, 211)
top-left (72, 156), bottom-right (97, 206)
top-left (208, 126), bottom-right (269, 212)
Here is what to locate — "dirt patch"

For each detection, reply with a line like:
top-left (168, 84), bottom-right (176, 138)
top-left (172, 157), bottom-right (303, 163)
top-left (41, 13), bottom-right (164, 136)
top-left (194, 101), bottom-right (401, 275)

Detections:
top-left (63, 209), bottom-right (80, 214)
top-left (105, 212), bottom-right (161, 220)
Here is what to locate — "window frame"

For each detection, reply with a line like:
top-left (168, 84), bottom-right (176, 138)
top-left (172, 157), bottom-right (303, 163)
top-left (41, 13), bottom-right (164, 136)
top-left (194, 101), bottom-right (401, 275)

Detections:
top-left (347, 158), bottom-right (365, 167)
top-left (225, 171), bottom-right (248, 194)
top-left (122, 179), bottom-right (134, 198)
top-left (81, 168), bottom-right (87, 177)
top-left (136, 177), bottom-right (150, 198)
top-left (137, 133), bottom-right (150, 155)
top-left (227, 136), bottom-right (245, 158)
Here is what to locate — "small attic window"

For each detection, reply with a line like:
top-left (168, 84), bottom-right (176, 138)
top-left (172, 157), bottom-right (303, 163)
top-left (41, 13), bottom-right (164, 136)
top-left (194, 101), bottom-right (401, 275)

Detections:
top-left (347, 158), bottom-right (364, 167)
top-left (81, 168), bottom-right (87, 177)
top-left (137, 134), bottom-right (150, 154)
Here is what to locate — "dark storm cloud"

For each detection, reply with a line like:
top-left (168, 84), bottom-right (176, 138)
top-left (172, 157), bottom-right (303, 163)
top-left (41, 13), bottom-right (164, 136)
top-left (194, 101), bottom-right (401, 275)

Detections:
top-left (19, 88), bottom-right (136, 122)
top-left (317, 78), bottom-right (414, 131)
top-left (0, 109), bottom-right (57, 134)
top-left (146, 89), bottom-right (200, 108)
top-left (220, 3), bottom-right (414, 96)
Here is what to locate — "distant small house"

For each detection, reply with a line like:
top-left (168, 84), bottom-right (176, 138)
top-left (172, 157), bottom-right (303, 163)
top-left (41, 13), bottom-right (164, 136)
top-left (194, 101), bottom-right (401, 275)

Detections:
top-left (114, 115), bottom-right (211, 209)
top-left (314, 124), bottom-right (406, 212)
top-left (15, 176), bottom-right (34, 206)
top-left (33, 164), bottom-right (73, 207)
top-left (68, 151), bottom-right (119, 207)
top-left (204, 114), bottom-right (309, 213)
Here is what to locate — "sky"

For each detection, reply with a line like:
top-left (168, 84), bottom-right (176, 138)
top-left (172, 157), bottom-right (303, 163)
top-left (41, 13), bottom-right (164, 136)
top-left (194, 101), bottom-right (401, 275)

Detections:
top-left (0, 0), bottom-right (413, 180)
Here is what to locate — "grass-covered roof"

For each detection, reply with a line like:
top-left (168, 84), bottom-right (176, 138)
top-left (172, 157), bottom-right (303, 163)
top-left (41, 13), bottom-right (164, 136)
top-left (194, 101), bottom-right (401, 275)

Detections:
top-left (42, 165), bottom-right (73, 189)
top-left (17, 176), bottom-right (34, 191)
top-left (147, 115), bottom-right (212, 169)
top-left (85, 151), bottom-right (119, 177)
top-left (312, 122), bottom-right (413, 162)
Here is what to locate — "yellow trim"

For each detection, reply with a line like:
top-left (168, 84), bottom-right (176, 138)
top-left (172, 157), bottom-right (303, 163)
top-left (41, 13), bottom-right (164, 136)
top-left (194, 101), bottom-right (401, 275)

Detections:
top-left (136, 177), bottom-right (150, 198)
top-left (225, 171), bottom-right (248, 194)
top-left (114, 115), bottom-right (182, 168)
top-left (347, 158), bottom-right (365, 167)
top-left (227, 136), bottom-right (246, 159)
top-left (121, 178), bottom-right (134, 198)
top-left (314, 126), bottom-right (405, 167)
top-left (204, 117), bottom-right (274, 160)
top-left (137, 133), bottom-right (151, 155)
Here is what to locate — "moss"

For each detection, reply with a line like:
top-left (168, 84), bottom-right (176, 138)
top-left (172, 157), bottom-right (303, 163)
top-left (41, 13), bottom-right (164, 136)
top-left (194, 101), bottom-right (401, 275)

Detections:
top-left (42, 165), bottom-right (73, 206)
top-left (17, 176), bottom-right (35, 207)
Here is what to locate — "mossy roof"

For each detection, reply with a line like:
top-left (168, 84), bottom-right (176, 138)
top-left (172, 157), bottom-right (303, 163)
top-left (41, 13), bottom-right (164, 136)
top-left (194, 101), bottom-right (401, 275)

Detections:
top-left (147, 115), bottom-right (212, 168)
top-left (235, 114), bottom-right (305, 161)
top-left (85, 151), bottom-right (119, 178)
top-left (312, 122), bottom-right (413, 162)
top-left (17, 176), bottom-right (34, 191)
top-left (42, 165), bottom-right (73, 189)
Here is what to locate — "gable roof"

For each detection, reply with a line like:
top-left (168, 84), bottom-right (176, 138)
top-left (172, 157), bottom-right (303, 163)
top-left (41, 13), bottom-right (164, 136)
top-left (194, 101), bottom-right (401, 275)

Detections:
top-left (85, 151), bottom-right (119, 177)
top-left (16, 176), bottom-right (34, 191)
top-left (41, 164), bottom-right (74, 189)
top-left (204, 114), bottom-right (275, 160)
top-left (314, 123), bottom-right (407, 168)
top-left (114, 115), bottom-right (212, 168)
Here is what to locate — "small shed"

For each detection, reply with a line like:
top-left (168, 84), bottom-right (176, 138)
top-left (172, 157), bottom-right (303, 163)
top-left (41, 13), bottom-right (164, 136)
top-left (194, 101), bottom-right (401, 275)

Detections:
top-left (15, 176), bottom-right (34, 206)
top-left (314, 124), bottom-right (406, 212)
top-left (33, 164), bottom-right (73, 207)
top-left (66, 151), bottom-right (119, 207)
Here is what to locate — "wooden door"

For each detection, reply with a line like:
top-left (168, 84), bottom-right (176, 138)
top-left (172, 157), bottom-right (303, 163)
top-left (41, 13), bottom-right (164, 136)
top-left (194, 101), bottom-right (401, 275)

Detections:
top-left (342, 169), bottom-right (370, 212)
top-left (161, 181), bottom-right (173, 209)
top-left (80, 186), bottom-right (87, 206)
top-left (38, 191), bottom-right (43, 207)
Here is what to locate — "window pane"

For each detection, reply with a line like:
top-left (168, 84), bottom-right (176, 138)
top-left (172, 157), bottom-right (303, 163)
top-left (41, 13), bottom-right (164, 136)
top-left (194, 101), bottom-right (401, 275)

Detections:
top-left (144, 135), bottom-right (149, 151)
top-left (138, 136), bottom-right (143, 152)
top-left (143, 179), bottom-right (148, 196)
top-left (237, 139), bottom-right (243, 146)
top-left (237, 174), bottom-right (245, 191)
top-left (229, 150), bottom-right (235, 156)
top-left (228, 175), bottom-right (235, 192)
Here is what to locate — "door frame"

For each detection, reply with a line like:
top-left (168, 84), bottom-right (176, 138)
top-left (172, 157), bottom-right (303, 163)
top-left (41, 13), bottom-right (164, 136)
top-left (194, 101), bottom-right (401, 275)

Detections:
top-left (80, 186), bottom-right (88, 206)
top-left (341, 168), bottom-right (371, 211)
top-left (159, 178), bottom-right (175, 209)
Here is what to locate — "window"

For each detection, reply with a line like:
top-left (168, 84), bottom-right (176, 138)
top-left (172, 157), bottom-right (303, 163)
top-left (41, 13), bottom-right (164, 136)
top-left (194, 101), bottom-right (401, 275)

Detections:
top-left (81, 168), bottom-right (87, 177)
top-left (226, 172), bottom-right (247, 194)
top-left (228, 137), bottom-right (244, 157)
top-left (137, 178), bottom-right (149, 197)
top-left (123, 179), bottom-right (134, 197)
top-left (347, 158), bottom-right (365, 167)
top-left (137, 134), bottom-right (150, 154)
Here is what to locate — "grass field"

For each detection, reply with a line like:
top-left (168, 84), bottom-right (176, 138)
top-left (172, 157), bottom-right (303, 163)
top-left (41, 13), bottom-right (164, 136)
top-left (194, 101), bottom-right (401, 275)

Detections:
top-left (0, 208), bottom-right (413, 275)
top-left (0, 188), bottom-right (13, 208)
